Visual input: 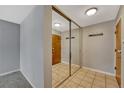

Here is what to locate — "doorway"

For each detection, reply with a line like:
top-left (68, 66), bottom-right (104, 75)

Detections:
top-left (52, 34), bottom-right (61, 65)
top-left (115, 19), bottom-right (121, 87)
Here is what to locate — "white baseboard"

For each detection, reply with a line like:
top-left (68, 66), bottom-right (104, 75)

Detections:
top-left (82, 66), bottom-right (115, 76)
top-left (62, 61), bottom-right (80, 66)
top-left (0, 69), bottom-right (20, 76)
top-left (61, 61), bottom-right (69, 64)
top-left (20, 69), bottom-right (35, 88)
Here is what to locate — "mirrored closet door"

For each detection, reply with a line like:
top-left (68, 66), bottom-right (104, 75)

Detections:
top-left (52, 8), bottom-right (70, 87)
top-left (52, 6), bottom-right (81, 88)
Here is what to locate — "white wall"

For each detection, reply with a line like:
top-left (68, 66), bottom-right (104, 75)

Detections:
top-left (0, 20), bottom-right (20, 75)
top-left (61, 29), bottom-right (81, 65)
top-left (20, 6), bottom-right (52, 88)
top-left (82, 20), bottom-right (115, 74)
top-left (115, 5), bottom-right (124, 87)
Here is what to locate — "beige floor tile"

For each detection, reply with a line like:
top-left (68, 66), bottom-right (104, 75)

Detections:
top-left (79, 80), bottom-right (92, 88)
top-left (95, 76), bottom-right (105, 82)
top-left (78, 86), bottom-right (84, 88)
top-left (81, 68), bottom-right (89, 73)
top-left (52, 79), bottom-right (57, 85)
top-left (92, 84), bottom-right (105, 88)
top-left (77, 72), bottom-right (86, 76)
top-left (70, 78), bottom-right (81, 85)
top-left (57, 83), bottom-right (67, 88)
top-left (87, 70), bottom-right (96, 74)
top-left (95, 75), bottom-right (105, 78)
top-left (106, 77), bottom-right (119, 88)
top-left (106, 84), bottom-right (119, 88)
top-left (73, 75), bottom-right (84, 80)
top-left (93, 79), bottom-right (105, 83)
top-left (106, 75), bottom-right (116, 80)
top-left (86, 74), bottom-right (95, 79)
top-left (87, 71), bottom-right (96, 75)
top-left (93, 80), bottom-right (105, 88)
top-left (106, 79), bottom-right (118, 86)
top-left (65, 82), bottom-right (79, 88)
top-left (53, 63), bottom-right (119, 88)
top-left (83, 77), bottom-right (94, 83)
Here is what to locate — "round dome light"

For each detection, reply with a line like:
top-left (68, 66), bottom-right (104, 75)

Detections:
top-left (85, 8), bottom-right (97, 16)
top-left (54, 23), bottom-right (61, 27)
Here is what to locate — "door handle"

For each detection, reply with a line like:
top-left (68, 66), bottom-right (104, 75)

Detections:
top-left (117, 49), bottom-right (121, 54)
top-left (115, 49), bottom-right (121, 54)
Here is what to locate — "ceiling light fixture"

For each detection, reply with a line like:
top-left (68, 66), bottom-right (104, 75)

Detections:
top-left (85, 7), bottom-right (97, 16)
top-left (54, 23), bottom-right (61, 27)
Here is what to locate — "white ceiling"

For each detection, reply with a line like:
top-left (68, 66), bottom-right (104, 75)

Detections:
top-left (0, 5), bottom-right (35, 24)
top-left (56, 5), bottom-right (120, 27)
top-left (52, 11), bottom-right (79, 32)
top-left (52, 11), bottom-right (69, 32)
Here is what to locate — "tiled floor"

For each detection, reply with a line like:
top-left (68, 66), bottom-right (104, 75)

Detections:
top-left (56, 68), bottom-right (119, 88)
top-left (52, 63), bottom-right (80, 87)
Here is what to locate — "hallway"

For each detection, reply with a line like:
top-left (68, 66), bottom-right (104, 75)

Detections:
top-left (52, 5), bottom-right (122, 88)
top-left (0, 5), bottom-right (123, 88)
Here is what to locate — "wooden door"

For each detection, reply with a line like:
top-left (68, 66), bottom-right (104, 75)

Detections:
top-left (52, 34), bottom-right (61, 65)
top-left (115, 19), bottom-right (121, 87)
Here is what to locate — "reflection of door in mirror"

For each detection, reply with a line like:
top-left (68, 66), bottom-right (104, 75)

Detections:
top-left (115, 19), bottom-right (121, 87)
top-left (52, 34), bottom-right (61, 65)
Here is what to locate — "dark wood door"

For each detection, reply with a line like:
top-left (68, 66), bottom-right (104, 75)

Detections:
top-left (52, 34), bottom-right (61, 65)
top-left (115, 19), bottom-right (121, 87)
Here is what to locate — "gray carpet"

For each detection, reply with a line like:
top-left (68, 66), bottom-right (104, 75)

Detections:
top-left (0, 71), bottom-right (32, 88)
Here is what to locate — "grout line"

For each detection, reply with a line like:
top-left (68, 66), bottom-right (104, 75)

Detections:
top-left (68, 69), bottom-right (88, 88)
top-left (55, 76), bottom-right (70, 88)
top-left (59, 69), bottom-right (81, 87)
top-left (71, 67), bottom-right (81, 76)
top-left (57, 68), bottom-right (88, 88)
top-left (55, 67), bottom-right (81, 88)
top-left (105, 74), bottom-right (107, 88)
top-left (91, 72), bottom-right (96, 88)
top-left (78, 70), bottom-right (89, 88)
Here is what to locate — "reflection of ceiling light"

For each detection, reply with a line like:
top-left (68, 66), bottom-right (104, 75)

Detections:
top-left (54, 23), bottom-right (61, 27)
top-left (85, 8), bottom-right (97, 16)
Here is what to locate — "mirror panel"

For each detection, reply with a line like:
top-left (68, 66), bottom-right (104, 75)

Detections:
top-left (52, 10), bottom-right (70, 87)
top-left (71, 22), bottom-right (81, 74)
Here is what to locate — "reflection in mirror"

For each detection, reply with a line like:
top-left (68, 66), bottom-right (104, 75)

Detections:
top-left (71, 22), bottom-right (81, 74)
top-left (52, 10), bottom-right (70, 87)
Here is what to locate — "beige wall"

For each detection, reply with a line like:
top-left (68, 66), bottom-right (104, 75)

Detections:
top-left (115, 6), bottom-right (124, 88)
top-left (82, 20), bottom-right (115, 75)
